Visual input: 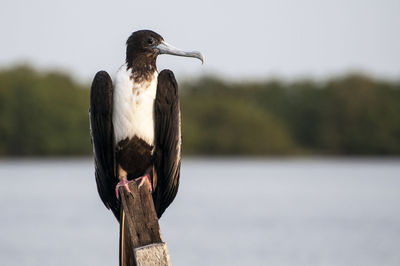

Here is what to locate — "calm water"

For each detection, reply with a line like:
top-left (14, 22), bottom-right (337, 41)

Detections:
top-left (0, 158), bottom-right (399, 266)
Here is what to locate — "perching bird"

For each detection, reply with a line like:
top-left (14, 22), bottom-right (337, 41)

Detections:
top-left (89, 30), bottom-right (203, 222)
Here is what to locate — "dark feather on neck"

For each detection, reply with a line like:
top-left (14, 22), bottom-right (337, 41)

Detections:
top-left (126, 53), bottom-right (157, 83)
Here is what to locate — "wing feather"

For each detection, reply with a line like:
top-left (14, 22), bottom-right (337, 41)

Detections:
top-left (90, 71), bottom-right (120, 220)
top-left (153, 70), bottom-right (182, 218)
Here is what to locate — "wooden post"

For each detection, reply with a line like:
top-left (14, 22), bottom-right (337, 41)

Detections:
top-left (119, 180), bottom-right (171, 266)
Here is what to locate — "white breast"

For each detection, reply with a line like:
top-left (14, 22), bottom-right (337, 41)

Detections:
top-left (112, 64), bottom-right (158, 145)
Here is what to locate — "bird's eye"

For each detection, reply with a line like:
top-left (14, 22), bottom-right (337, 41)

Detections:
top-left (147, 38), bottom-right (154, 45)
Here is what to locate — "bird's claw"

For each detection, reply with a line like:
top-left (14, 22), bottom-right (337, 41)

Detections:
top-left (135, 174), bottom-right (152, 193)
top-left (115, 178), bottom-right (134, 199)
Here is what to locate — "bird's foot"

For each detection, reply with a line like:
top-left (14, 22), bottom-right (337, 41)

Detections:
top-left (115, 178), bottom-right (135, 199)
top-left (135, 173), bottom-right (152, 193)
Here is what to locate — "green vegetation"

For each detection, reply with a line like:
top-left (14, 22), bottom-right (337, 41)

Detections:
top-left (0, 66), bottom-right (90, 156)
top-left (0, 65), bottom-right (399, 156)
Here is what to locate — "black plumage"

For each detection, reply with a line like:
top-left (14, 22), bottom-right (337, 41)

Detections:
top-left (90, 68), bottom-right (181, 220)
top-left (152, 70), bottom-right (181, 217)
top-left (90, 71), bottom-right (120, 218)
top-left (89, 30), bottom-right (202, 221)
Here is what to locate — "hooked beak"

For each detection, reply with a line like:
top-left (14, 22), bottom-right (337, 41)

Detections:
top-left (155, 41), bottom-right (204, 64)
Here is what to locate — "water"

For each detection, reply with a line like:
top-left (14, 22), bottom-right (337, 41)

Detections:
top-left (0, 158), bottom-right (399, 266)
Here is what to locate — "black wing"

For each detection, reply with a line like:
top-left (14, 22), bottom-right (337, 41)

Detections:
top-left (153, 70), bottom-right (182, 218)
top-left (90, 71), bottom-right (120, 220)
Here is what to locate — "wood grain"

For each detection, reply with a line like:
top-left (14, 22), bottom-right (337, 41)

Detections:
top-left (119, 179), bottom-right (170, 265)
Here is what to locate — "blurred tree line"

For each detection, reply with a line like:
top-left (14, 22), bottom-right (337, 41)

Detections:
top-left (0, 65), bottom-right (399, 156)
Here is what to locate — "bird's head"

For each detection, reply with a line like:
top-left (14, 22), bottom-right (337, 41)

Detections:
top-left (126, 30), bottom-right (204, 72)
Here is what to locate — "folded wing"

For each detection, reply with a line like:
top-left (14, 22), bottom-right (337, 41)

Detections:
top-left (90, 71), bottom-right (120, 220)
top-left (153, 70), bottom-right (182, 218)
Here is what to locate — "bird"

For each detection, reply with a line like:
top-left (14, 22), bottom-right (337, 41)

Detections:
top-left (89, 30), bottom-right (203, 222)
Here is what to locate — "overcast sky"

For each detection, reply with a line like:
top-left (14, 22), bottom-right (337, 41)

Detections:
top-left (1, 0), bottom-right (399, 82)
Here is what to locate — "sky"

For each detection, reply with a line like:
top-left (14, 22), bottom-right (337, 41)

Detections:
top-left (1, 0), bottom-right (399, 82)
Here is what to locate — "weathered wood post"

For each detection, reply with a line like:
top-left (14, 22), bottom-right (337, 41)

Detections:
top-left (119, 180), bottom-right (171, 266)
